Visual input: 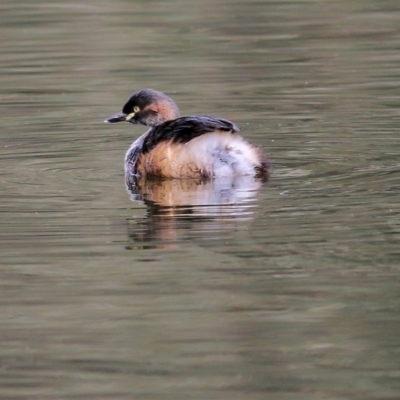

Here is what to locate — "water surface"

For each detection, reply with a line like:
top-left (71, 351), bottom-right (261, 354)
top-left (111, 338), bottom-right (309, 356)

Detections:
top-left (1, 1), bottom-right (400, 399)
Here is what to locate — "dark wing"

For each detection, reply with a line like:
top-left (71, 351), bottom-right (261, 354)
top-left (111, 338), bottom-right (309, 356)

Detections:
top-left (141, 116), bottom-right (239, 153)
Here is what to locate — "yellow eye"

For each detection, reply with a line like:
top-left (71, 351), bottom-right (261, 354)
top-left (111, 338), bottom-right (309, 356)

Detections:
top-left (133, 106), bottom-right (140, 113)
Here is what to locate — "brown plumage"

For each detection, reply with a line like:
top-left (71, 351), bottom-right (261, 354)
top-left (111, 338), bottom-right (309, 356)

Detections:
top-left (105, 89), bottom-right (268, 179)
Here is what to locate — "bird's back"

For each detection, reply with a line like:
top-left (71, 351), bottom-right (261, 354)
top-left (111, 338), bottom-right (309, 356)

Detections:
top-left (132, 117), bottom-right (267, 178)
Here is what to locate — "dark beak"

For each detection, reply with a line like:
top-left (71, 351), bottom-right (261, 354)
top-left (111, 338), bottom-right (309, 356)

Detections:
top-left (104, 112), bottom-right (127, 123)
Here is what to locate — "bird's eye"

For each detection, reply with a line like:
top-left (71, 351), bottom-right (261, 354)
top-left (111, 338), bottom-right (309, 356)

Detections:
top-left (133, 106), bottom-right (140, 113)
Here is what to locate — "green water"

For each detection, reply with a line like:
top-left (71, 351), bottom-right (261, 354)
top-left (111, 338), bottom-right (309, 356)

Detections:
top-left (1, 1), bottom-right (400, 399)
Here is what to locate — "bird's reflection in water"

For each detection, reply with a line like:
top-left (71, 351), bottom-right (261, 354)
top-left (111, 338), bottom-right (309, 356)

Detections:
top-left (125, 174), bottom-right (266, 249)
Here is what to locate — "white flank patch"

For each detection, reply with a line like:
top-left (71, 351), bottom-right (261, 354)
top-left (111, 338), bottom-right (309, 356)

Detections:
top-left (180, 131), bottom-right (260, 177)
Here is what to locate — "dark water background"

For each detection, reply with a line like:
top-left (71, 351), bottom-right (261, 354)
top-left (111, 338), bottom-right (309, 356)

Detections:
top-left (1, 1), bottom-right (400, 399)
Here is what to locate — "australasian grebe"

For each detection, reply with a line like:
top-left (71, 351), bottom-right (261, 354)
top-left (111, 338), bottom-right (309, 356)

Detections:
top-left (105, 89), bottom-right (268, 178)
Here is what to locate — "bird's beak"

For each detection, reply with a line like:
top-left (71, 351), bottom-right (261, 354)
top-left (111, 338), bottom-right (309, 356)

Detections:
top-left (104, 112), bottom-right (127, 123)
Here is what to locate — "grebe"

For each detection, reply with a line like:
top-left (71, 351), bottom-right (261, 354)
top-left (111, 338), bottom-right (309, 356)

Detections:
top-left (105, 89), bottom-right (268, 179)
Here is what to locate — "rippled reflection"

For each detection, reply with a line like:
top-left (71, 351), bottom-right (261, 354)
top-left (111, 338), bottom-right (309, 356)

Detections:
top-left (125, 175), bottom-right (266, 248)
top-left (125, 174), bottom-right (265, 206)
